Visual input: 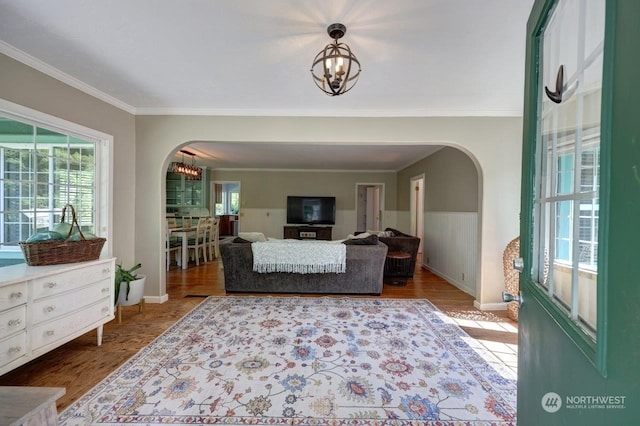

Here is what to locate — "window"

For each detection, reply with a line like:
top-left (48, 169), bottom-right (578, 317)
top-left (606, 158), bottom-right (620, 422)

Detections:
top-left (534, 0), bottom-right (604, 338)
top-left (0, 103), bottom-right (111, 267)
top-left (551, 141), bottom-right (599, 269)
top-left (213, 182), bottom-right (240, 215)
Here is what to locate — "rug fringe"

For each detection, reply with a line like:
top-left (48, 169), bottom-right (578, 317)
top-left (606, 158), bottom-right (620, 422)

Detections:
top-left (253, 262), bottom-right (346, 274)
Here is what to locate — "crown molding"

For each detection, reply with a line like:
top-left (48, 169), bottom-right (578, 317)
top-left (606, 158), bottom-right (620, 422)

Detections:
top-left (0, 40), bottom-right (136, 115)
top-left (211, 167), bottom-right (398, 173)
top-left (135, 106), bottom-right (523, 118)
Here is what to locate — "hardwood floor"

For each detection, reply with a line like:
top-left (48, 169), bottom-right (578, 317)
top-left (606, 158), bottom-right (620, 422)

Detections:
top-left (0, 258), bottom-right (518, 411)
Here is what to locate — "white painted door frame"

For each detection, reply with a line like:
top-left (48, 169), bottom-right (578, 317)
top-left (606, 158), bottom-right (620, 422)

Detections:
top-left (211, 180), bottom-right (241, 221)
top-left (355, 183), bottom-right (385, 232)
top-left (410, 174), bottom-right (424, 252)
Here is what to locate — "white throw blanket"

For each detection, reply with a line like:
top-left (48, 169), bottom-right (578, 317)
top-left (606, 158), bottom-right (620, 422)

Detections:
top-left (252, 240), bottom-right (346, 274)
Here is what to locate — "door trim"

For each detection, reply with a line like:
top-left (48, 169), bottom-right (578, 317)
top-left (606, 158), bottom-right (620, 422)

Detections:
top-left (355, 183), bottom-right (385, 232)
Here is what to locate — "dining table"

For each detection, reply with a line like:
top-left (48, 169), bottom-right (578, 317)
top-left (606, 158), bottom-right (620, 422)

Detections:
top-left (168, 226), bottom-right (196, 269)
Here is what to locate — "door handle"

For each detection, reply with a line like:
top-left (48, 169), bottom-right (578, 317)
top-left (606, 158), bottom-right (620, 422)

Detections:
top-left (502, 291), bottom-right (523, 307)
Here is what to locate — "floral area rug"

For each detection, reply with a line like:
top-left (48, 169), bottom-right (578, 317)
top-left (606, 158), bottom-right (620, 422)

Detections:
top-left (59, 296), bottom-right (516, 425)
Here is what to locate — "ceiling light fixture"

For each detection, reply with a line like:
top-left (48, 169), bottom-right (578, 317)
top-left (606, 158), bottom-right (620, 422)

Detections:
top-left (311, 23), bottom-right (361, 96)
top-left (171, 149), bottom-right (202, 180)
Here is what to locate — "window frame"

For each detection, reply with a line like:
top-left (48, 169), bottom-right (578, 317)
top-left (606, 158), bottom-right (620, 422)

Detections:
top-left (0, 98), bottom-right (113, 264)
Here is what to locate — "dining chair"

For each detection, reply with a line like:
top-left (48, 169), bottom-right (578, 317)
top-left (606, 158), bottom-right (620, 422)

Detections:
top-left (166, 217), bottom-right (177, 228)
top-left (207, 217), bottom-right (220, 261)
top-left (187, 218), bottom-right (208, 266)
top-left (182, 216), bottom-right (195, 228)
top-left (165, 223), bottom-right (182, 270)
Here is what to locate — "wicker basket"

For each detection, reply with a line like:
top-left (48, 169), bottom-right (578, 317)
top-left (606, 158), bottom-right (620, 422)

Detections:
top-left (502, 236), bottom-right (520, 321)
top-left (19, 204), bottom-right (106, 266)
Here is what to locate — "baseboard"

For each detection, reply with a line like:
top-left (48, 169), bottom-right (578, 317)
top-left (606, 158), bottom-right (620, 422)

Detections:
top-left (421, 264), bottom-right (506, 311)
top-left (143, 294), bottom-right (169, 304)
top-left (473, 300), bottom-right (508, 311)
top-left (422, 264), bottom-right (475, 297)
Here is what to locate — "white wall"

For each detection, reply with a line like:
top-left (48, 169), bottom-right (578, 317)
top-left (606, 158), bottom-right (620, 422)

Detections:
top-left (135, 115), bottom-right (522, 308)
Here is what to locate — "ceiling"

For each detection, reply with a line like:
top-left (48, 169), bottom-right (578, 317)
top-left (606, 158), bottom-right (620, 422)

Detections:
top-left (185, 142), bottom-right (443, 171)
top-left (0, 0), bottom-right (533, 171)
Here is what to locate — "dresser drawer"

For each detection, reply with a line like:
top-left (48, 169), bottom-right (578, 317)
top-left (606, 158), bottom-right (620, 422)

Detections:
top-left (32, 298), bottom-right (112, 351)
top-left (0, 282), bottom-right (27, 312)
top-left (32, 279), bottom-right (111, 325)
top-left (31, 261), bottom-right (113, 299)
top-left (0, 305), bottom-right (27, 340)
top-left (0, 331), bottom-right (27, 368)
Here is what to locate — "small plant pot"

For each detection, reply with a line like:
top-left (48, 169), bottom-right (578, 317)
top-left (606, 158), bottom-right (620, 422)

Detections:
top-left (117, 275), bottom-right (146, 307)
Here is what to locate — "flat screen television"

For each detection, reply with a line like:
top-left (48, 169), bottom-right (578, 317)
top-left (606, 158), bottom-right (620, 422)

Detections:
top-left (286, 196), bottom-right (336, 225)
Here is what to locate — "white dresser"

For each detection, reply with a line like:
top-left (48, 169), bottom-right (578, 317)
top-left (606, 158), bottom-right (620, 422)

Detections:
top-left (0, 258), bottom-right (115, 376)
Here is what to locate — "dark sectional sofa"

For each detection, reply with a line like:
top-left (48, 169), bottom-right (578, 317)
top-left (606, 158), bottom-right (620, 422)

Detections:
top-left (219, 239), bottom-right (388, 295)
top-left (379, 228), bottom-right (421, 277)
top-left (354, 228), bottom-right (421, 278)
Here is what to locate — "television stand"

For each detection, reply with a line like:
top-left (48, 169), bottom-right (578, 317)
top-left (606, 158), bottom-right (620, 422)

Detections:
top-left (283, 226), bottom-right (332, 241)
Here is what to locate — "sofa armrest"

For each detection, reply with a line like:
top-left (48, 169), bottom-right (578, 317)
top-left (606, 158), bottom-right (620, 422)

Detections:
top-left (379, 235), bottom-right (420, 254)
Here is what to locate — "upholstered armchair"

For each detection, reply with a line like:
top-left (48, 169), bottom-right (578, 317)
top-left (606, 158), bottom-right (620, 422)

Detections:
top-left (378, 228), bottom-right (421, 278)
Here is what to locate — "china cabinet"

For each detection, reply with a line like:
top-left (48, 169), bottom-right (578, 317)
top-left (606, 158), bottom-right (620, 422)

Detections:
top-left (166, 169), bottom-right (208, 209)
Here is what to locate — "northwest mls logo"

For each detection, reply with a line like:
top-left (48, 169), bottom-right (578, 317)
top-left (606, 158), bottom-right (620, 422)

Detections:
top-left (542, 392), bottom-right (627, 413)
top-left (542, 392), bottom-right (562, 413)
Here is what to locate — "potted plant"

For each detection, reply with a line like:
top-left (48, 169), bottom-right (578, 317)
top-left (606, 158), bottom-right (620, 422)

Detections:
top-left (114, 263), bottom-right (146, 307)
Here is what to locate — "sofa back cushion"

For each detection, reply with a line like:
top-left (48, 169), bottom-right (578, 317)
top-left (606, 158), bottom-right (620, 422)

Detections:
top-left (343, 234), bottom-right (379, 245)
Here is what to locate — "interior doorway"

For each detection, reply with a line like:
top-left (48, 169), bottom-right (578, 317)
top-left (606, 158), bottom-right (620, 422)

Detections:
top-left (410, 175), bottom-right (424, 254)
top-left (211, 181), bottom-right (241, 236)
top-left (356, 183), bottom-right (384, 232)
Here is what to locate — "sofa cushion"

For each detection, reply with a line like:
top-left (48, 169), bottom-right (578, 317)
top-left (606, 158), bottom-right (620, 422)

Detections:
top-left (367, 229), bottom-right (394, 238)
top-left (384, 227), bottom-right (411, 237)
top-left (343, 234), bottom-right (379, 245)
top-left (238, 232), bottom-right (267, 242)
top-left (347, 232), bottom-right (371, 239)
top-left (233, 237), bottom-right (253, 244)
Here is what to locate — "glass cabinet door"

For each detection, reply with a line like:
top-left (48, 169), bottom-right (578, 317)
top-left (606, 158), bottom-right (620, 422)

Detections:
top-left (184, 179), bottom-right (202, 206)
top-left (165, 170), bottom-right (207, 208)
top-left (165, 172), bottom-right (184, 207)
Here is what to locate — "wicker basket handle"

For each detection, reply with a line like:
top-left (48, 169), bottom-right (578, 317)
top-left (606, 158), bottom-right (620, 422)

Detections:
top-left (60, 204), bottom-right (86, 241)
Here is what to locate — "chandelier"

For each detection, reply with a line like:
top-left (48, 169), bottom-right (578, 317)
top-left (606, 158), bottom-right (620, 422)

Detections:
top-left (171, 150), bottom-right (202, 180)
top-left (311, 23), bottom-right (361, 96)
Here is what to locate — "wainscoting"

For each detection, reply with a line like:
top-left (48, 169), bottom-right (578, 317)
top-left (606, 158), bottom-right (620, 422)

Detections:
top-left (423, 211), bottom-right (478, 296)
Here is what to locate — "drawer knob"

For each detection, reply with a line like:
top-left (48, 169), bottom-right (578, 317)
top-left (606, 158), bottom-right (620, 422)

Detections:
top-left (102, 267), bottom-right (110, 273)
top-left (8, 319), bottom-right (21, 327)
top-left (101, 307), bottom-right (109, 313)
top-left (46, 282), bottom-right (57, 289)
top-left (101, 288), bottom-right (109, 293)
top-left (46, 306), bottom-right (56, 313)
top-left (8, 346), bottom-right (22, 355)
top-left (10, 292), bottom-right (24, 300)
top-left (45, 330), bottom-right (55, 336)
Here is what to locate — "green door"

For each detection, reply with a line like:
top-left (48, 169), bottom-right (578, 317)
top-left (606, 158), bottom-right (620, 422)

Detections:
top-left (518, 0), bottom-right (640, 424)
